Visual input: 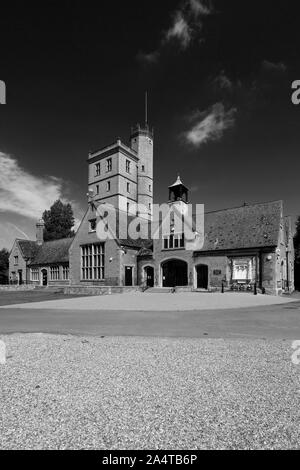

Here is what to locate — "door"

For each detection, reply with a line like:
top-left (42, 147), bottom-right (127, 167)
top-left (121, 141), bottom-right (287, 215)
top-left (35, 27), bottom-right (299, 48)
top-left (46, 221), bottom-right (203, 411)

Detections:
top-left (18, 270), bottom-right (23, 285)
top-left (196, 265), bottom-right (208, 289)
top-left (145, 266), bottom-right (154, 287)
top-left (42, 269), bottom-right (48, 286)
top-left (162, 260), bottom-right (188, 287)
top-left (125, 266), bottom-right (133, 286)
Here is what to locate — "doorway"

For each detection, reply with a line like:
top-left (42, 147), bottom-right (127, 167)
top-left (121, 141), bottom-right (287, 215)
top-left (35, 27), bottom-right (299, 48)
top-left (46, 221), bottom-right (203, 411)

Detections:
top-left (125, 266), bottom-right (133, 286)
top-left (196, 264), bottom-right (208, 289)
top-left (162, 260), bottom-right (188, 287)
top-left (18, 270), bottom-right (23, 285)
top-left (41, 269), bottom-right (48, 286)
top-left (144, 266), bottom-right (154, 288)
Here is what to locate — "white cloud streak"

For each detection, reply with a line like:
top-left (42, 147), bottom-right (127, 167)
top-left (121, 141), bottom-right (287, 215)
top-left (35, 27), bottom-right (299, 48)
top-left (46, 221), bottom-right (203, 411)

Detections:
top-left (185, 103), bottom-right (237, 147)
top-left (0, 152), bottom-right (76, 220)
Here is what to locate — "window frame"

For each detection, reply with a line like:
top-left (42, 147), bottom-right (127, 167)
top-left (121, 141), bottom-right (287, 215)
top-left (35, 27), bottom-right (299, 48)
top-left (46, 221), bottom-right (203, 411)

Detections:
top-left (50, 266), bottom-right (60, 281)
top-left (30, 268), bottom-right (39, 281)
top-left (162, 233), bottom-right (185, 250)
top-left (106, 158), bottom-right (112, 173)
top-left (95, 162), bottom-right (101, 176)
top-left (81, 243), bottom-right (105, 281)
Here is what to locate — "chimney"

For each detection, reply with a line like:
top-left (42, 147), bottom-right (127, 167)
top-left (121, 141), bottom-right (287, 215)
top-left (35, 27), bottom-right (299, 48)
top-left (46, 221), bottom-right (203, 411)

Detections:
top-left (36, 219), bottom-right (45, 245)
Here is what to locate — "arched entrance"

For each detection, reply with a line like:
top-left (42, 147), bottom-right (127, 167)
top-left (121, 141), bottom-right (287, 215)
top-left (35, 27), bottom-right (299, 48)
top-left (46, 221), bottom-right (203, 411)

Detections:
top-left (144, 266), bottom-right (154, 288)
top-left (161, 260), bottom-right (188, 287)
top-left (41, 269), bottom-right (48, 286)
top-left (196, 264), bottom-right (208, 289)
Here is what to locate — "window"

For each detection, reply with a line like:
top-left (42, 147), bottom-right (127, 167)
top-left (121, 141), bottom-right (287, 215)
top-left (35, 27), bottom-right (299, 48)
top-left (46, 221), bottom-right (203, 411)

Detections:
top-left (127, 202), bottom-right (130, 213)
top-left (148, 203), bottom-right (151, 212)
top-left (89, 219), bottom-right (97, 232)
top-left (81, 244), bottom-right (105, 280)
top-left (95, 163), bottom-right (101, 176)
top-left (149, 185), bottom-right (151, 192)
top-left (126, 159), bottom-right (131, 173)
top-left (106, 181), bottom-right (111, 192)
top-left (127, 182), bottom-right (130, 193)
top-left (106, 158), bottom-right (112, 172)
top-left (14, 255), bottom-right (18, 265)
top-left (62, 266), bottom-right (69, 281)
top-left (96, 184), bottom-right (99, 195)
top-left (163, 233), bottom-right (185, 250)
top-left (50, 266), bottom-right (60, 281)
top-left (30, 268), bottom-right (39, 281)
top-left (141, 165), bottom-right (145, 172)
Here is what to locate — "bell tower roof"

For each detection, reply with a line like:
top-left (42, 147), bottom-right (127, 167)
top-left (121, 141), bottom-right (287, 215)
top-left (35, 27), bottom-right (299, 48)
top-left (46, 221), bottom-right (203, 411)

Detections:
top-left (169, 174), bottom-right (186, 188)
top-left (168, 175), bottom-right (189, 204)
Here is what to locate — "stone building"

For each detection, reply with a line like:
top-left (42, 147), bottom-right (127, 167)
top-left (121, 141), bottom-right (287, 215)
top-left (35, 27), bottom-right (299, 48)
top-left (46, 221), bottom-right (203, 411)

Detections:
top-left (9, 220), bottom-right (73, 287)
top-left (138, 177), bottom-right (294, 295)
top-left (8, 120), bottom-right (295, 295)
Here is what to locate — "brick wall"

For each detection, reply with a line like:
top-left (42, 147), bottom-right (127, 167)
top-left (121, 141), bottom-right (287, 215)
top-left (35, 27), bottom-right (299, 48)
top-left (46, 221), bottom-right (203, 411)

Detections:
top-left (69, 205), bottom-right (124, 286)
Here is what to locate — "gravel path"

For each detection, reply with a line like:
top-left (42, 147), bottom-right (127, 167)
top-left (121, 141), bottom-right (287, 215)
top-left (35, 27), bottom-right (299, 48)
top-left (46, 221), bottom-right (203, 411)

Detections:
top-left (0, 334), bottom-right (300, 450)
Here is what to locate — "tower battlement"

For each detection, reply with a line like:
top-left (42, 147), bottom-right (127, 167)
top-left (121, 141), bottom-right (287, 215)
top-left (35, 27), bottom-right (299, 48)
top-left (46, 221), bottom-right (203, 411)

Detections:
top-left (130, 123), bottom-right (154, 140)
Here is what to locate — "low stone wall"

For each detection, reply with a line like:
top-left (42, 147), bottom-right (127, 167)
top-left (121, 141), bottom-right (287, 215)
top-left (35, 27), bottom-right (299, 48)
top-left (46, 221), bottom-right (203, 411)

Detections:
top-left (63, 285), bottom-right (142, 296)
top-left (0, 285), bottom-right (36, 291)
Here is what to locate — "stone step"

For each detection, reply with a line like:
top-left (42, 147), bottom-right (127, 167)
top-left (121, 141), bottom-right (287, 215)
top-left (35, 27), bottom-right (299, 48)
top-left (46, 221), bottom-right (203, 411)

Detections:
top-left (146, 287), bottom-right (174, 293)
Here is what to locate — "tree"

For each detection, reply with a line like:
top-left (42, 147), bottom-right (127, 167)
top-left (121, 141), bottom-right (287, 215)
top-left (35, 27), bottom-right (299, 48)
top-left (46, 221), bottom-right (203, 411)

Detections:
top-left (43, 200), bottom-right (75, 242)
top-left (294, 216), bottom-right (300, 291)
top-left (0, 248), bottom-right (9, 285)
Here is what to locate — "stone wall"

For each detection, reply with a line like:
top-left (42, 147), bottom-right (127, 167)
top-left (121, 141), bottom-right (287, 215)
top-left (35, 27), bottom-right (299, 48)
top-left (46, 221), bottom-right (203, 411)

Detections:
top-left (8, 241), bottom-right (29, 284)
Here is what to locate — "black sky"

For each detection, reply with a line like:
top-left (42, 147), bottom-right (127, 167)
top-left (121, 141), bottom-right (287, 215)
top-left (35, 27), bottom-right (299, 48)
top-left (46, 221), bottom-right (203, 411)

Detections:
top-left (1, 1), bottom-right (300, 246)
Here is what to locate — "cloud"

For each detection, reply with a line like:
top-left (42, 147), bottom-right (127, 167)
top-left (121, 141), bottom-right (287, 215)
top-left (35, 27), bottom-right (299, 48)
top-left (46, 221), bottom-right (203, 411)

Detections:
top-left (189, 0), bottom-right (212, 17)
top-left (165, 11), bottom-right (192, 49)
top-left (184, 103), bottom-right (236, 147)
top-left (0, 152), bottom-right (78, 220)
top-left (213, 70), bottom-right (234, 91)
top-left (138, 0), bottom-right (213, 63)
top-left (137, 50), bottom-right (160, 65)
top-left (261, 60), bottom-right (287, 73)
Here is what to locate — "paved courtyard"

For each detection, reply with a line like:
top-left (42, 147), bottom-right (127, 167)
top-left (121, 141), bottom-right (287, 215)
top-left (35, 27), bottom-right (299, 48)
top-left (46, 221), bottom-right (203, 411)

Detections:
top-left (1, 291), bottom-right (298, 311)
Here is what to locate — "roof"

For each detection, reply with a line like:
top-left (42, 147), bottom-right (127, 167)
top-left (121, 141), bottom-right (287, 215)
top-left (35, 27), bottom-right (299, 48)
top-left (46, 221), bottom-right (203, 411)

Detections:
top-left (137, 247), bottom-right (153, 257)
top-left (29, 238), bottom-right (74, 266)
top-left (118, 239), bottom-right (153, 250)
top-left (169, 175), bottom-right (187, 188)
top-left (195, 200), bottom-right (283, 252)
top-left (18, 240), bottom-right (39, 259)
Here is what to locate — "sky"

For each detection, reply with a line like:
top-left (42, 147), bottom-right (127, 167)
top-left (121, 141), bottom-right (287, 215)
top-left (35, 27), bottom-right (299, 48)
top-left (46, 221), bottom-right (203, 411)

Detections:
top-left (1, 0), bottom-right (300, 249)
